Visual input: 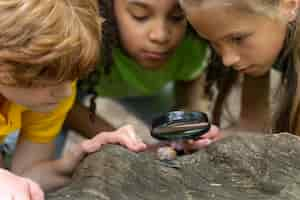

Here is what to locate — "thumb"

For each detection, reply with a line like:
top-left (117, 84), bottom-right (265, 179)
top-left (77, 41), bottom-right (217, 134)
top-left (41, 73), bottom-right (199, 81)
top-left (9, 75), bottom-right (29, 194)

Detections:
top-left (2, 193), bottom-right (13, 200)
top-left (27, 178), bottom-right (45, 200)
top-left (184, 138), bottom-right (212, 151)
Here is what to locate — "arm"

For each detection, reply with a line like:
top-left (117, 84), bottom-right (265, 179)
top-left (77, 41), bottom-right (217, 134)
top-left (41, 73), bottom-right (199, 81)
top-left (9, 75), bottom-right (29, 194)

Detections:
top-left (174, 72), bottom-right (210, 112)
top-left (10, 125), bottom-right (146, 192)
top-left (65, 102), bottom-right (114, 138)
top-left (10, 138), bottom-right (73, 191)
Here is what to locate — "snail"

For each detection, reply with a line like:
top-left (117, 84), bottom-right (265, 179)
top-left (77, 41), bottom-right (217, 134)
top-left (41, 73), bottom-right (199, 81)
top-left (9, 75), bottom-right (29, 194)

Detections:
top-left (156, 140), bottom-right (186, 161)
top-left (157, 146), bottom-right (177, 161)
top-left (151, 111), bottom-right (211, 161)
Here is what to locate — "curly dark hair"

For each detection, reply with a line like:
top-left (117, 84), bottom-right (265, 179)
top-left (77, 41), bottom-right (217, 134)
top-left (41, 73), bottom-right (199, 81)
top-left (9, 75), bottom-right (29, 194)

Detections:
top-left (98, 0), bottom-right (119, 74)
top-left (86, 0), bottom-right (120, 121)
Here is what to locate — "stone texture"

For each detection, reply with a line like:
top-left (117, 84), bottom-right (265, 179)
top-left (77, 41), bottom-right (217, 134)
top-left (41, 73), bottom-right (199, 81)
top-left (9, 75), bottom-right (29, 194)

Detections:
top-left (48, 133), bottom-right (300, 200)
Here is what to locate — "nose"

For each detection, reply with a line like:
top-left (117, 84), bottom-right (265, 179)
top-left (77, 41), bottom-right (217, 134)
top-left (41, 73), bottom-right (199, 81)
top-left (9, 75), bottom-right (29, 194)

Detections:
top-left (50, 82), bottom-right (72, 99)
top-left (149, 20), bottom-right (170, 44)
top-left (221, 47), bottom-right (240, 67)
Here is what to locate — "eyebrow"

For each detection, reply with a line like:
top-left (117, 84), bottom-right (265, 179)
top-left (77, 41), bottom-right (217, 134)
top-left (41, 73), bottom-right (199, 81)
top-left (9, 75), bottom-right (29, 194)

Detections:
top-left (127, 0), bottom-right (149, 8)
top-left (127, 0), bottom-right (183, 15)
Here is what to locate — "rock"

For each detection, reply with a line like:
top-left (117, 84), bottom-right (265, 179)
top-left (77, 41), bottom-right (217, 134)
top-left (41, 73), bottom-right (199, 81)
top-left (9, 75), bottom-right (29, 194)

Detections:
top-left (47, 133), bottom-right (300, 200)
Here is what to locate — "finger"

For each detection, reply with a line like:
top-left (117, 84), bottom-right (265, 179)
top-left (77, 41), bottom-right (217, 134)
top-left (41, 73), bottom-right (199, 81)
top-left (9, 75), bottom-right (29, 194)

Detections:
top-left (120, 126), bottom-right (147, 151)
top-left (18, 180), bottom-right (32, 200)
top-left (131, 135), bottom-right (147, 150)
top-left (200, 125), bottom-right (221, 140)
top-left (27, 179), bottom-right (45, 200)
top-left (118, 135), bottom-right (141, 152)
top-left (123, 125), bottom-right (138, 141)
top-left (121, 133), bottom-right (147, 152)
top-left (133, 142), bottom-right (147, 152)
top-left (143, 142), bottom-right (169, 152)
top-left (185, 138), bottom-right (212, 151)
top-left (118, 124), bottom-right (135, 135)
top-left (130, 141), bottom-right (147, 152)
top-left (81, 139), bottom-right (103, 153)
top-left (81, 131), bottom-right (111, 153)
top-left (121, 125), bottom-right (146, 147)
top-left (2, 193), bottom-right (13, 200)
top-left (80, 139), bottom-right (94, 153)
top-left (14, 188), bottom-right (30, 200)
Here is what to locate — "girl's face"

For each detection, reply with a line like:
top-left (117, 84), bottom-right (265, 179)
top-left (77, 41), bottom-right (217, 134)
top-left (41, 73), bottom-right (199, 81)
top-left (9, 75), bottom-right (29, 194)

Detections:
top-left (182, 2), bottom-right (290, 77)
top-left (114, 0), bottom-right (187, 69)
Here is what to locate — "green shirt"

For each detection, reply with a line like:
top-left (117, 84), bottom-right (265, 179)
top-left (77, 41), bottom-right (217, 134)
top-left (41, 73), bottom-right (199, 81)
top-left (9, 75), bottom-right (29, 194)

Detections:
top-left (81, 33), bottom-right (209, 97)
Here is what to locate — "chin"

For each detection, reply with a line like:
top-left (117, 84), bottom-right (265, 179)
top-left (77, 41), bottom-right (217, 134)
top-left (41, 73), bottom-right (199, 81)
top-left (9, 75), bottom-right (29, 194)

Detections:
top-left (244, 65), bottom-right (270, 77)
top-left (252, 69), bottom-right (270, 77)
top-left (30, 105), bottom-right (58, 113)
top-left (141, 61), bottom-right (167, 70)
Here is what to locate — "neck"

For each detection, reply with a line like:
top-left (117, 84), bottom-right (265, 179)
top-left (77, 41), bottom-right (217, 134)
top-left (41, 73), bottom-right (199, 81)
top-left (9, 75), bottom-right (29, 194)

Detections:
top-left (0, 95), bottom-right (5, 106)
top-left (240, 72), bottom-right (271, 133)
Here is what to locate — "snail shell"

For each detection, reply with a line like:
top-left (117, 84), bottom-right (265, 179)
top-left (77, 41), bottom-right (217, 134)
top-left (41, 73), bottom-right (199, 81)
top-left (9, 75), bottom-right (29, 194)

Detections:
top-left (157, 146), bottom-right (177, 161)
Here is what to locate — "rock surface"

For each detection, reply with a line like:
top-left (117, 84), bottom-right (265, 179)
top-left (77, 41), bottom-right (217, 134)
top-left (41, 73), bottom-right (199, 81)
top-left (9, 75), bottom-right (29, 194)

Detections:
top-left (47, 133), bottom-right (300, 200)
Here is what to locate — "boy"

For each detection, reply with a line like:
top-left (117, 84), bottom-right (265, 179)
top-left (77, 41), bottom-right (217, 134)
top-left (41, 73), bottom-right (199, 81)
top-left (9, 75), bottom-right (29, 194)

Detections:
top-left (0, 0), bottom-right (146, 198)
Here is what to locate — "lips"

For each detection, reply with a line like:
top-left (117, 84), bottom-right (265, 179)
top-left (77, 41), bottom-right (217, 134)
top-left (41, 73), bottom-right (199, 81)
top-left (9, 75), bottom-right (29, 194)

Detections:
top-left (141, 51), bottom-right (170, 61)
top-left (234, 65), bottom-right (248, 71)
top-left (234, 65), bottom-right (253, 73)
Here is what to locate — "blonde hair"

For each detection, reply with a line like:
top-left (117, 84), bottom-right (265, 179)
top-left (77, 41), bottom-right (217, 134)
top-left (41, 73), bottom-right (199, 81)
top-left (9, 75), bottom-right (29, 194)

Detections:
top-left (0, 0), bottom-right (101, 86)
top-left (181, 0), bottom-right (300, 134)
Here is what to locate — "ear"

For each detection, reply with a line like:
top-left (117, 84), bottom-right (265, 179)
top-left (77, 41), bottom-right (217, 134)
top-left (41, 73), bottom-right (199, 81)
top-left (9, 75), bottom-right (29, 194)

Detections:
top-left (279, 0), bottom-right (299, 22)
top-left (0, 64), bottom-right (17, 86)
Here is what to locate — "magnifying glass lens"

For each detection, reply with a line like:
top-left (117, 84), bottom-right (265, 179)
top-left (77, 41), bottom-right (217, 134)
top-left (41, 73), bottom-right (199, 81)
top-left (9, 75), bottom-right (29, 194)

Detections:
top-left (151, 111), bottom-right (210, 141)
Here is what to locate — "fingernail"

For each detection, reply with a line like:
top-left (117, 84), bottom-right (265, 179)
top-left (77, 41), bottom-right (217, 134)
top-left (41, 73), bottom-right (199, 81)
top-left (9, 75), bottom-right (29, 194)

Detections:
top-left (205, 139), bottom-right (212, 145)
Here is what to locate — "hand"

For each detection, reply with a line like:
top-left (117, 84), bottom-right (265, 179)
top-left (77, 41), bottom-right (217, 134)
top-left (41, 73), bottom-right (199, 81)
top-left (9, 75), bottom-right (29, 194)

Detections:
top-left (170, 125), bottom-right (222, 152)
top-left (0, 168), bottom-right (44, 200)
top-left (81, 125), bottom-right (147, 153)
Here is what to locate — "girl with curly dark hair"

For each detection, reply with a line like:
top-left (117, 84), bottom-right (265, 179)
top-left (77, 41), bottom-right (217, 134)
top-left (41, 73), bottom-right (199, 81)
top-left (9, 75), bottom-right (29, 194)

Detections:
top-left (64, 0), bottom-right (220, 151)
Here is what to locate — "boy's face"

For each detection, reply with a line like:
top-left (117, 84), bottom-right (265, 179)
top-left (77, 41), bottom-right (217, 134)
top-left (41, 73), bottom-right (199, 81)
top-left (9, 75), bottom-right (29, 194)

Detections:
top-left (182, 3), bottom-right (287, 77)
top-left (114, 0), bottom-right (187, 69)
top-left (0, 81), bottom-right (73, 112)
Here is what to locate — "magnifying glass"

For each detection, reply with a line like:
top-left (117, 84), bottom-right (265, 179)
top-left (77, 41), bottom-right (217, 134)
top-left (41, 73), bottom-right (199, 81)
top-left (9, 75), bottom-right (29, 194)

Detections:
top-left (151, 111), bottom-right (211, 141)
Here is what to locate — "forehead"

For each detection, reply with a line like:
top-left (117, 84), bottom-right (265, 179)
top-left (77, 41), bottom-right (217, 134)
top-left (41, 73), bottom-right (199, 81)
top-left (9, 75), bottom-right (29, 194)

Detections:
top-left (186, 4), bottom-right (265, 39)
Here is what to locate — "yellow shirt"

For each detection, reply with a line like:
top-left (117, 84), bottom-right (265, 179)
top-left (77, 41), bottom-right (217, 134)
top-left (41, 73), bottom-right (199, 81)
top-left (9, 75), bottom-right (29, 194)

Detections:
top-left (0, 82), bottom-right (76, 143)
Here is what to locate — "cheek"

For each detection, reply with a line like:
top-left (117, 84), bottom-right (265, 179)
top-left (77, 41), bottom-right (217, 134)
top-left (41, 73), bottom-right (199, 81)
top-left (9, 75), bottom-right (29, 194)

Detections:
top-left (3, 90), bottom-right (31, 105)
top-left (253, 27), bottom-right (285, 64)
top-left (118, 22), bottom-right (144, 52)
top-left (254, 38), bottom-right (284, 66)
top-left (167, 24), bottom-right (187, 49)
top-left (173, 24), bottom-right (187, 41)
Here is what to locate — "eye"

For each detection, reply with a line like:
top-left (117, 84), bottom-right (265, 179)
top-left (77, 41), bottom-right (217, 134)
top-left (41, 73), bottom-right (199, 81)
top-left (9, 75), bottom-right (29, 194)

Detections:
top-left (169, 10), bottom-right (185, 23)
top-left (232, 36), bottom-right (244, 43)
top-left (132, 14), bottom-right (149, 22)
top-left (169, 13), bottom-right (185, 22)
top-left (230, 34), bottom-right (250, 45)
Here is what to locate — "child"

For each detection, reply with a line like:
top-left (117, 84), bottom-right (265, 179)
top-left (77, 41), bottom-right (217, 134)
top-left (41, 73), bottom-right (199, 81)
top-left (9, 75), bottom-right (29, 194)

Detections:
top-left (0, 0), bottom-right (146, 198)
top-left (179, 0), bottom-right (300, 134)
top-left (65, 0), bottom-right (219, 149)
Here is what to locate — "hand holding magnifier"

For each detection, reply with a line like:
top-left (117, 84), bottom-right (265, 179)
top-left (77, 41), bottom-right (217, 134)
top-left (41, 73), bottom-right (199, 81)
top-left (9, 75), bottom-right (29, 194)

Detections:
top-left (150, 111), bottom-right (211, 161)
